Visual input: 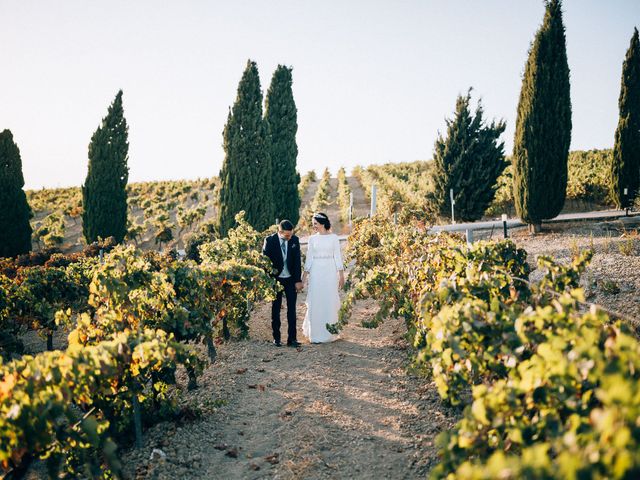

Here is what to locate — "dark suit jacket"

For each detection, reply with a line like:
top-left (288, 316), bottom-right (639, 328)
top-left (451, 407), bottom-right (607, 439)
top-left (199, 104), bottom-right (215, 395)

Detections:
top-left (262, 233), bottom-right (302, 283)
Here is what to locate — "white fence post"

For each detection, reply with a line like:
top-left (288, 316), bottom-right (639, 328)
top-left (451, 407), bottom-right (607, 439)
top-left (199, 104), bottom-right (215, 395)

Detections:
top-left (465, 229), bottom-right (473, 244)
top-left (450, 188), bottom-right (455, 224)
top-left (370, 184), bottom-right (377, 217)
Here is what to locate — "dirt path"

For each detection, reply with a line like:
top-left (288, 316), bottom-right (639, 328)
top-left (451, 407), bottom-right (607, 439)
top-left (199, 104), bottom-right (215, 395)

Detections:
top-left (325, 177), bottom-right (343, 235)
top-left (122, 295), bottom-right (457, 479)
top-left (346, 176), bottom-right (369, 220)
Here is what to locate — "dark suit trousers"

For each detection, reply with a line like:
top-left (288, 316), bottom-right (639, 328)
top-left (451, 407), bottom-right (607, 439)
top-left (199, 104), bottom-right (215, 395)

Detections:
top-left (272, 277), bottom-right (297, 343)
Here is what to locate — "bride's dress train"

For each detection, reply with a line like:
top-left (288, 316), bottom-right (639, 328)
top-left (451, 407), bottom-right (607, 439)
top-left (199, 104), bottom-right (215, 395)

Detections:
top-left (302, 233), bottom-right (343, 343)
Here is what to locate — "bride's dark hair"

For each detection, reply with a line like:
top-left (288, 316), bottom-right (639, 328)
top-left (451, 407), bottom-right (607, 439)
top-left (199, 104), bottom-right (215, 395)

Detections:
top-left (313, 212), bottom-right (331, 230)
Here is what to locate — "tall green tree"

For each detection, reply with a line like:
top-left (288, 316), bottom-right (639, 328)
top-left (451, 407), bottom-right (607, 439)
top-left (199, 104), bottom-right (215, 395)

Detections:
top-left (0, 130), bottom-right (32, 257)
top-left (82, 90), bottom-right (129, 243)
top-left (265, 65), bottom-right (300, 226)
top-left (610, 27), bottom-right (640, 209)
top-left (218, 60), bottom-right (274, 235)
top-left (512, 0), bottom-right (572, 231)
top-left (427, 90), bottom-right (507, 222)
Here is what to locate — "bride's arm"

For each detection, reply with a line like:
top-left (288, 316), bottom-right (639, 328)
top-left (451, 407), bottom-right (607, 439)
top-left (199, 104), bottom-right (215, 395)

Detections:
top-left (302, 237), bottom-right (313, 283)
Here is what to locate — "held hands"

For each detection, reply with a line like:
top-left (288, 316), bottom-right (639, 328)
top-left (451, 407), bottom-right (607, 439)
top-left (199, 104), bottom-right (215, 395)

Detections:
top-left (338, 271), bottom-right (345, 290)
top-left (295, 282), bottom-right (304, 293)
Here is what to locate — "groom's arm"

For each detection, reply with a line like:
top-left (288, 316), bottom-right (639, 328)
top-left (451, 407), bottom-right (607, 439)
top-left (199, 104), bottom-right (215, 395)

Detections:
top-left (262, 236), bottom-right (276, 271)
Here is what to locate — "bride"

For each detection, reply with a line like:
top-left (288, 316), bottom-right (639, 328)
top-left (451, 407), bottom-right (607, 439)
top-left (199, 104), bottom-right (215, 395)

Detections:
top-left (301, 212), bottom-right (344, 343)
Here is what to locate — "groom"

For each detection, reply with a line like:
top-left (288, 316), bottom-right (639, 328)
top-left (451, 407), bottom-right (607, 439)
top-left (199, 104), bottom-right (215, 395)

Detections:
top-left (262, 220), bottom-right (303, 347)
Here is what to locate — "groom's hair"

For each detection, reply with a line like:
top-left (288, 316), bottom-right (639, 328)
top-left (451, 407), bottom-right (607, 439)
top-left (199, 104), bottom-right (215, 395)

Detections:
top-left (279, 220), bottom-right (294, 231)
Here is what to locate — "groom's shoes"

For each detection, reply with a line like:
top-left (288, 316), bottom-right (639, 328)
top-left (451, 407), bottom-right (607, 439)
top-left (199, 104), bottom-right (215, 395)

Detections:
top-left (272, 340), bottom-right (282, 347)
top-left (287, 341), bottom-right (301, 348)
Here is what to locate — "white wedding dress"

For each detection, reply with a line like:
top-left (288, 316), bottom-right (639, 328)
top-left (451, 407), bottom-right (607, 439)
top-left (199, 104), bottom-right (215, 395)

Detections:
top-left (302, 233), bottom-right (344, 343)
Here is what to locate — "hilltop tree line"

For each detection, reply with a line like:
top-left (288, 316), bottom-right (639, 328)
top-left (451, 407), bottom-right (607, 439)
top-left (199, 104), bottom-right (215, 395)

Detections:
top-left (1, 0), bottom-right (639, 257)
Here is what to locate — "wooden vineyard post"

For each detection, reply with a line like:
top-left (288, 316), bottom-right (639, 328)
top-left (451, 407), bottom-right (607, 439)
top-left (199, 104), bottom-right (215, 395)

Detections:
top-left (132, 393), bottom-right (143, 448)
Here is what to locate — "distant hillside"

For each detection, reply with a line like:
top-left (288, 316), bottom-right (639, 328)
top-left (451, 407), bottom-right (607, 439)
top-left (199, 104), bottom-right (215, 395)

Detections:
top-left (26, 178), bottom-right (219, 253)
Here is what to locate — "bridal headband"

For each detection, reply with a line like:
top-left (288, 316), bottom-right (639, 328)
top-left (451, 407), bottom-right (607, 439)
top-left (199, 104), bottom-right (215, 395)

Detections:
top-left (313, 213), bottom-right (328, 221)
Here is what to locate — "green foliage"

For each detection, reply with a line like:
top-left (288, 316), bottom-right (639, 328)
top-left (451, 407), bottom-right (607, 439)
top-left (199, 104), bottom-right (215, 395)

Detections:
top-left (32, 212), bottom-right (66, 249)
top-left (26, 186), bottom-right (82, 215)
top-left (600, 279), bottom-right (621, 295)
top-left (1, 209), bottom-right (279, 476)
top-left (198, 212), bottom-right (277, 339)
top-left (354, 161), bottom-right (433, 221)
top-left (513, 0), bottom-right (572, 225)
top-left (177, 205), bottom-right (206, 233)
top-left (0, 328), bottom-right (200, 478)
top-left (298, 170), bottom-right (316, 198)
top-left (0, 130), bottom-right (32, 258)
top-left (12, 265), bottom-right (87, 348)
top-left (432, 301), bottom-right (640, 480)
top-left (218, 60), bottom-right (274, 235)
top-left (82, 90), bottom-right (130, 243)
top-left (265, 65), bottom-right (301, 226)
top-left (427, 91), bottom-right (507, 222)
top-left (0, 275), bottom-right (24, 359)
top-left (198, 212), bottom-right (271, 270)
top-left (610, 28), bottom-right (640, 209)
top-left (566, 149), bottom-right (612, 206)
top-left (63, 246), bottom-right (225, 350)
top-left (489, 150), bottom-right (613, 217)
top-left (341, 216), bottom-right (640, 478)
top-left (299, 168), bottom-right (333, 232)
top-left (336, 167), bottom-right (351, 225)
top-left (334, 216), bottom-right (457, 334)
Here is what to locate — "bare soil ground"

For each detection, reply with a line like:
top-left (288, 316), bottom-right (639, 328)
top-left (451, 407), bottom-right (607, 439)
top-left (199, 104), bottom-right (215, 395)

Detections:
top-left (346, 176), bottom-right (369, 221)
top-left (121, 296), bottom-right (457, 480)
top-left (477, 220), bottom-right (640, 331)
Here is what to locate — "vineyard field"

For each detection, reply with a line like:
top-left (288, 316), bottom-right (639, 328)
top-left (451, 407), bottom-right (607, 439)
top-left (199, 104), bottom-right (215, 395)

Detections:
top-left (3, 168), bottom-right (640, 479)
top-left (26, 178), bottom-right (219, 254)
top-left (4, 2), bottom-right (640, 476)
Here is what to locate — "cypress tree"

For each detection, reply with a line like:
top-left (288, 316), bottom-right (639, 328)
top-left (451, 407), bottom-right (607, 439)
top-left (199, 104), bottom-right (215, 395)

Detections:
top-left (218, 60), bottom-right (274, 235)
top-left (0, 130), bottom-right (32, 257)
top-left (427, 90), bottom-right (507, 222)
top-left (512, 0), bottom-right (572, 231)
top-left (82, 90), bottom-right (129, 243)
top-left (610, 27), bottom-right (640, 209)
top-left (265, 65), bottom-right (301, 226)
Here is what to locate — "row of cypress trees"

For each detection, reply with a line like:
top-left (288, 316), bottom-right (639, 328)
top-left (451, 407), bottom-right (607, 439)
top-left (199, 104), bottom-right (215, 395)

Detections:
top-left (514, 1), bottom-right (639, 229)
top-left (429, 0), bottom-right (639, 230)
top-left (611, 27), bottom-right (640, 210)
top-left (426, 0), bottom-right (571, 227)
top-left (0, 90), bottom-right (131, 258)
top-left (217, 60), bottom-right (300, 236)
top-left (0, 60), bottom-right (301, 258)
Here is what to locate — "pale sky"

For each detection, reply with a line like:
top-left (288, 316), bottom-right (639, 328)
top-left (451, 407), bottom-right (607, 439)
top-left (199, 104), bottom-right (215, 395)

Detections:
top-left (1, 1), bottom-right (638, 190)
